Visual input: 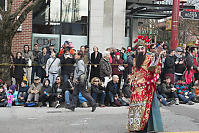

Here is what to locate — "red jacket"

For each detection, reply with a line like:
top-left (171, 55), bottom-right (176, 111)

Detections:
top-left (185, 70), bottom-right (195, 84)
top-left (112, 58), bottom-right (123, 75)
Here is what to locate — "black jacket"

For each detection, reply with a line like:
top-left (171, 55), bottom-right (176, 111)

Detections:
top-left (60, 54), bottom-right (75, 75)
top-left (90, 52), bottom-right (102, 80)
top-left (52, 83), bottom-right (66, 97)
top-left (164, 55), bottom-right (175, 74)
top-left (161, 83), bottom-right (174, 97)
top-left (13, 57), bottom-right (26, 79)
top-left (91, 84), bottom-right (105, 94)
top-left (106, 80), bottom-right (119, 96)
top-left (40, 85), bottom-right (53, 96)
top-left (19, 86), bottom-right (29, 93)
top-left (174, 55), bottom-right (186, 74)
top-left (65, 80), bottom-right (74, 94)
top-left (0, 92), bottom-right (7, 102)
top-left (185, 53), bottom-right (198, 70)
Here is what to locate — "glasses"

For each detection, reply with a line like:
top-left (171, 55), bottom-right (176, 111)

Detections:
top-left (56, 79), bottom-right (60, 80)
top-left (94, 81), bottom-right (99, 82)
top-left (137, 47), bottom-right (145, 51)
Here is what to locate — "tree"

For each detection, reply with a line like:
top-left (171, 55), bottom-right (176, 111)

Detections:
top-left (0, 0), bottom-right (44, 83)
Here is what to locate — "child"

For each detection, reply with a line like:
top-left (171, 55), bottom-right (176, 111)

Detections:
top-left (18, 80), bottom-right (29, 104)
top-left (0, 85), bottom-right (7, 107)
top-left (6, 85), bottom-right (17, 107)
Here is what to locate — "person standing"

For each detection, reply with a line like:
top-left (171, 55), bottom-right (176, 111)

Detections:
top-left (38, 47), bottom-right (50, 83)
top-left (46, 52), bottom-right (61, 87)
top-left (90, 46), bottom-right (102, 81)
top-left (99, 51), bottom-right (112, 87)
top-left (127, 36), bottom-right (163, 132)
top-left (31, 44), bottom-right (41, 83)
top-left (22, 45), bottom-right (33, 84)
top-left (60, 49), bottom-right (75, 82)
top-left (66, 51), bottom-right (96, 112)
top-left (13, 52), bottom-right (26, 87)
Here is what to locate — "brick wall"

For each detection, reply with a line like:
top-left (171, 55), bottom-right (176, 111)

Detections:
top-left (11, 0), bottom-right (32, 56)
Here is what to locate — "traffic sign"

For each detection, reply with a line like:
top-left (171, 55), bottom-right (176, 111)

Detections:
top-left (181, 10), bottom-right (199, 20)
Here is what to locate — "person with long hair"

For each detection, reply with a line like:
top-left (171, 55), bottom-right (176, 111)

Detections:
top-left (52, 76), bottom-right (66, 108)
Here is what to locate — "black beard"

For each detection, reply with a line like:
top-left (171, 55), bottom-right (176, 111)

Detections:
top-left (135, 52), bottom-right (146, 70)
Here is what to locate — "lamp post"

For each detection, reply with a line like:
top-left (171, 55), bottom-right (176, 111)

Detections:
top-left (170, 0), bottom-right (180, 50)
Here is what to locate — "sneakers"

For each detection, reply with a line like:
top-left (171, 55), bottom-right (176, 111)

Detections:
top-left (91, 105), bottom-right (96, 112)
top-left (55, 101), bottom-right (60, 108)
top-left (187, 101), bottom-right (194, 105)
top-left (67, 105), bottom-right (75, 112)
top-left (175, 98), bottom-right (179, 105)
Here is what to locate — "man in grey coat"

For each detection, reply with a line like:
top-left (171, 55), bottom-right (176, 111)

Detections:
top-left (66, 51), bottom-right (96, 112)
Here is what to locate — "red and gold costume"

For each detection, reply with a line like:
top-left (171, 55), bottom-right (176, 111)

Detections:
top-left (127, 54), bottom-right (161, 132)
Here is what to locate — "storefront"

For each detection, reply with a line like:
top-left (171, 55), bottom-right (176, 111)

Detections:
top-left (32, 0), bottom-right (89, 51)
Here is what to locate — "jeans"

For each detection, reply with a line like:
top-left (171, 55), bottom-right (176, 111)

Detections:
top-left (159, 94), bottom-right (169, 106)
top-left (92, 92), bottom-right (106, 104)
top-left (49, 73), bottom-right (58, 87)
top-left (109, 91), bottom-right (115, 103)
top-left (62, 74), bottom-right (69, 83)
top-left (178, 93), bottom-right (195, 103)
top-left (31, 66), bottom-right (40, 83)
top-left (65, 90), bottom-right (72, 105)
top-left (70, 80), bottom-right (96, 108)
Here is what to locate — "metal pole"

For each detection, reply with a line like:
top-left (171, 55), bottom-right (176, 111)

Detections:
top-left (170, 0), bottom-right (180, 50)
top-left (59, 0), bottom-right (63, 51)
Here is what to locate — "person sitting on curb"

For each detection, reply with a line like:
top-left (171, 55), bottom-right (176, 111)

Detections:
top-left (26, 76), bottom-right (42, 105)
top-left (176, 79), bottom-right (195, 105)
top-left (39, 79), bottom-right (54, 107)
top-left (161, 76), bottom-right (180, 105)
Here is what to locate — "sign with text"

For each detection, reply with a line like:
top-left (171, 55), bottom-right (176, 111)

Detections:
top-left (181, 9), bottom-right (199, 20)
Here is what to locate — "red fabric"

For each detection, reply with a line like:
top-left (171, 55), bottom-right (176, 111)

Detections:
top-left (184, 70), bottom-right (195, 84)
top-left (112, 57), bottom-right (123, 75)
top-left (109, 56), bottom-right (113, 64)
top-left (193, 54), bottom-right (198, 73)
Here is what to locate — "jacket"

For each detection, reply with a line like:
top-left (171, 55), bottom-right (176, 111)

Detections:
top-left (91, 84), bottom-right (105, 94)
top-left (52, 83), bottom-right (66, 97)
top-left (185, 53), bottom-right (198, 71)
top-left (112, 57), bottom-right (124, 75)
top-left (19, 86), bottom-right (29, 93)
top-left (99, 58), bottom-right (112, 78)
top-left (40, 85), bottom-right (53, 96)
top-left (28, 83), bottom-right (42, 94)
top-left (0, 91), bottom-right (7, 103)
top-left (65, 80), bottom-right (74, 93)
top-left (107, 80), bottom-right (119, 96)
top-left (38, 53), bottom-right (50, 68)
top-left (46, 57), bottom-right (61, 75)
top-left (161, 83), bottom-right (174, 95)
top-left (60, 54), bottom-right (75, 75)
top-left (164, 55), bottom-right (175, 74)
top-left (73, 59), bottom-right (87, 81)
top-left (22, 51), bottom-right (33, 63)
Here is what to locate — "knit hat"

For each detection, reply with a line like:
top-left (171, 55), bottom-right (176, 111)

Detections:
top-left (9, 85), bottom-right (17, 91)
top-left (176, 47), bottom-right (183, 52)
top-left (115, 52), bottom-right (121, 56)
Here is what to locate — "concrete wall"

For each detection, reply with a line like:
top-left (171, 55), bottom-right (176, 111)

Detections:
top-left (89, 0), bottom-right (126, 52)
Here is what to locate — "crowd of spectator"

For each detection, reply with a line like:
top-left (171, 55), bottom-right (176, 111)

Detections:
top-left (1, 41), bottom-right (199, 108)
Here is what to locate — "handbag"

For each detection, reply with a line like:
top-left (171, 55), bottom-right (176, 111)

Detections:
top-left (118, 65), bottom-right (125, 71)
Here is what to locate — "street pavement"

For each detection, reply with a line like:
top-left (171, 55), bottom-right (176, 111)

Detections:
top-left (0, 104), bottom-right (199, 133)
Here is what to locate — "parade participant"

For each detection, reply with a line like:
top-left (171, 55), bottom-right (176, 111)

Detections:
top-left (127, 36), bottom-right (163, 132)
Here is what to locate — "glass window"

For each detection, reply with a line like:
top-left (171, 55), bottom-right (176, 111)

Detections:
top-left (0, 0), bottom-right (5, 10)
top-left (62, 0), bottom-right (88, 23)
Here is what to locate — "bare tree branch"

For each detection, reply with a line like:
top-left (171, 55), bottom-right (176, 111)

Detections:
top-left (10, 0), bottom-right (44, 38)
top-left (10, 0), bottom-right (32, 20)
top-left (7, 0), bottom-right (13, 14)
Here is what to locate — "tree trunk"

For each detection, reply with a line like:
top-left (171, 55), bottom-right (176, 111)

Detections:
top-left (0, 39), bottom-right (12, 85)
